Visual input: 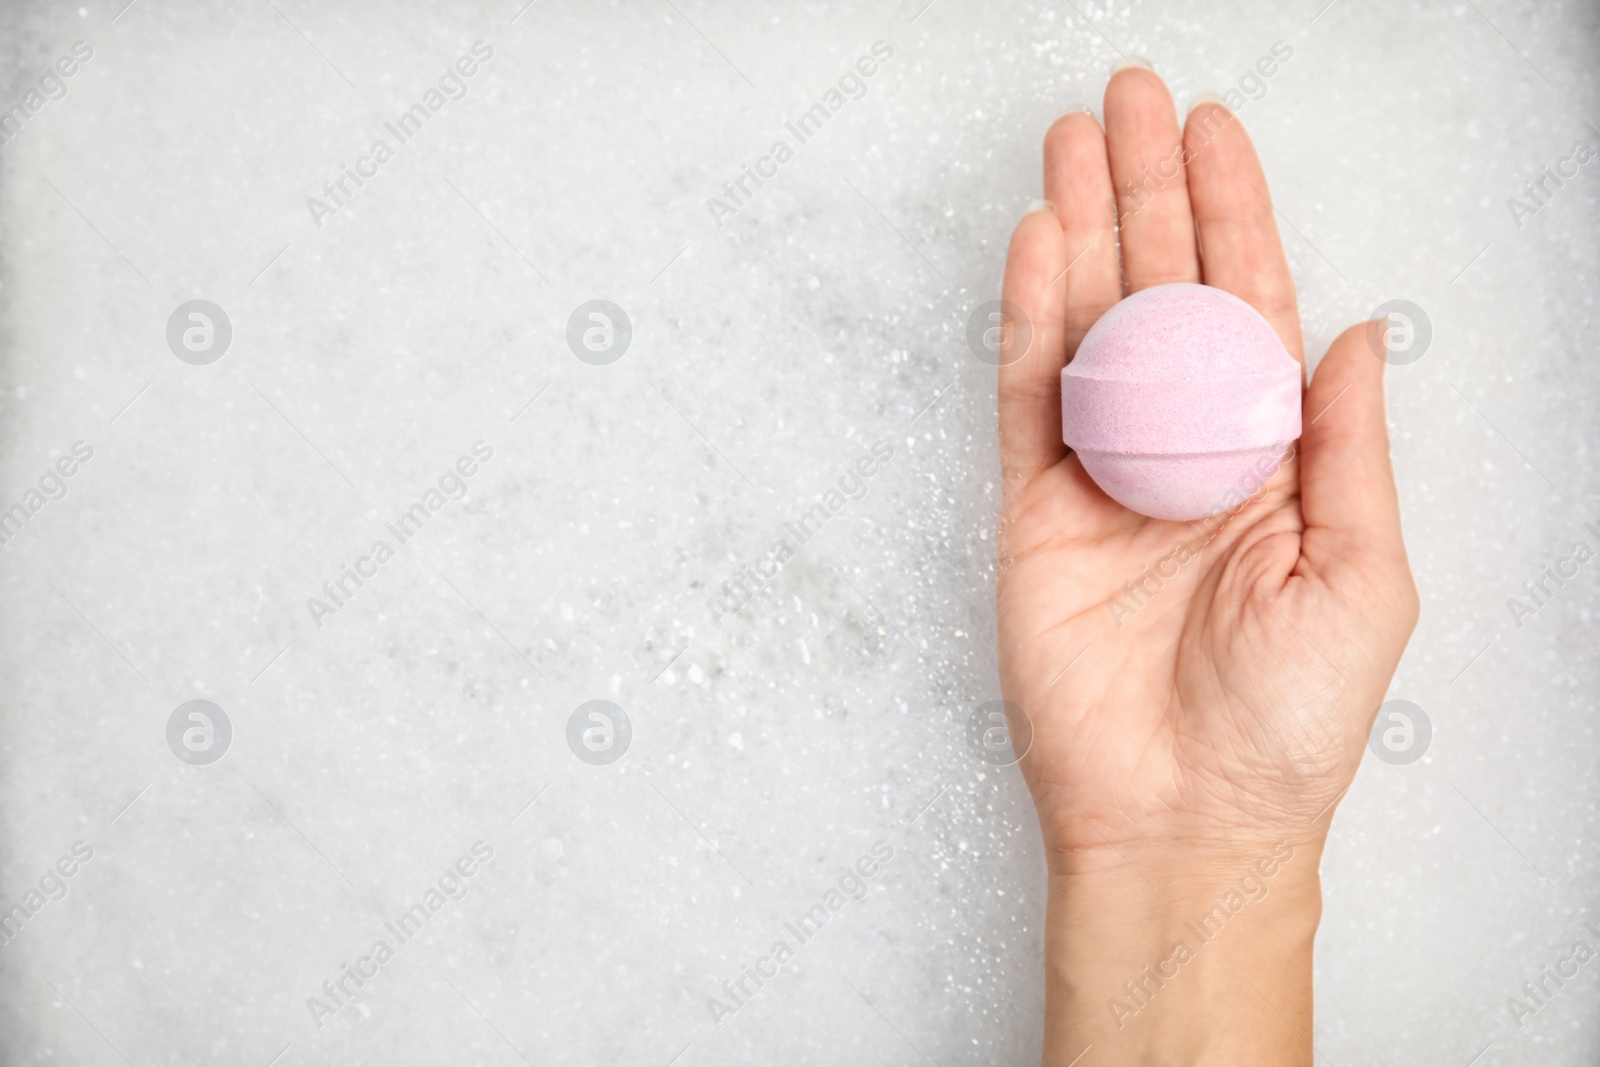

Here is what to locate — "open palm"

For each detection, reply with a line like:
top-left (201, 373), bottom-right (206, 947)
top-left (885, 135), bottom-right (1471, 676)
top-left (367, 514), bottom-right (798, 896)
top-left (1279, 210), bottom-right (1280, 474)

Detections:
top-left (996, 68), bottom-right (1418, 868)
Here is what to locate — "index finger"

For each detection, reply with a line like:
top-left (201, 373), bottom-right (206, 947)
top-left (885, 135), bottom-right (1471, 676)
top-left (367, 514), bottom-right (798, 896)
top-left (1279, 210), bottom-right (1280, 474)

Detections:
top-left (1182, 99), bottom-right (1304, 365)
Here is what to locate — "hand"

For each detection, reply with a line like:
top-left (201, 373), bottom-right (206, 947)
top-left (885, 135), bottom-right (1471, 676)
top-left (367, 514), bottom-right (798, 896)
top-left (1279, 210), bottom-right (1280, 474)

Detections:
top-left (996, 64), bottom-right (1418, 1064)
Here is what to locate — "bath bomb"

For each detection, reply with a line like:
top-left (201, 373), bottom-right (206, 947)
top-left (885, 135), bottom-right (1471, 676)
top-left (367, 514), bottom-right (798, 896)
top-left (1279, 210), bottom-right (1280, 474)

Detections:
top-left (1061, 283), bottom-right (1301, 521)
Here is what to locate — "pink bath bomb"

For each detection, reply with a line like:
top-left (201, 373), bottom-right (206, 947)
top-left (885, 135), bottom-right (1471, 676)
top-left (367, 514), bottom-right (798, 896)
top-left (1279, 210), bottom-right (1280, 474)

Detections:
top-left (1061, 283), bottom-right (1301, 521)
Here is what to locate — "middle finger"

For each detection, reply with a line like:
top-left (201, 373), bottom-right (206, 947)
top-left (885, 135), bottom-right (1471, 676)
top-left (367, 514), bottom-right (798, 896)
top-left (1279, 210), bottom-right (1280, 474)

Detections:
top-left (1103, 62), bottom-right (1201, 293)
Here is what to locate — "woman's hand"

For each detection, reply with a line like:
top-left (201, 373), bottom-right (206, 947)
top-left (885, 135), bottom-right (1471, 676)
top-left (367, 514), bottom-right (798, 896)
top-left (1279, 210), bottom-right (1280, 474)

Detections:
top-left (996, 63), bottom-right (1418, 1064)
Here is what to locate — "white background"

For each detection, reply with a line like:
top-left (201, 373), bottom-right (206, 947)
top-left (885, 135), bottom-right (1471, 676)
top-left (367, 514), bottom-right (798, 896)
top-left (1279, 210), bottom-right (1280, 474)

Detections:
top-left (0, 1), bottom-right (1596, 1064)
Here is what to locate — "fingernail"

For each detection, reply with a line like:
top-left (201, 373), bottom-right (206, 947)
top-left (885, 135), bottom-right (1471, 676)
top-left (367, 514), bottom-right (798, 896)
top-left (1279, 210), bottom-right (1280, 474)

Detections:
top-left (1028, 199), bottom-right (1056, 214)
top-left (1110, 55), bottom-right (1153, 75)
top-left (1187, 92), bottom-right (1227, 113)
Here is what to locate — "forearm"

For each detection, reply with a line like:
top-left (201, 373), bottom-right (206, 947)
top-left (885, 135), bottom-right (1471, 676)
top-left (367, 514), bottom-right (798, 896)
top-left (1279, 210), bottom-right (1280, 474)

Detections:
top-left (1042, 838), bottom-right (1323, 1066)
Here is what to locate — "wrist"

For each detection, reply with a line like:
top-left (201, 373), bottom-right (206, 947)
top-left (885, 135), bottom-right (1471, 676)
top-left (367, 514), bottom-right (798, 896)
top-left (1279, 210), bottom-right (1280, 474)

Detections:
top-left (1047, 828), bottom-right (1323, 896)
top-left (1041, 838), bottom-right (1324, 1066)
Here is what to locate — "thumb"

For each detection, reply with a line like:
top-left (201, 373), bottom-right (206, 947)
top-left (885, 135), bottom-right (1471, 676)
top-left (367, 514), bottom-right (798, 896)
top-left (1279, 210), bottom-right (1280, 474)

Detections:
top-left (1298, 321), bottom-right (1411, 590)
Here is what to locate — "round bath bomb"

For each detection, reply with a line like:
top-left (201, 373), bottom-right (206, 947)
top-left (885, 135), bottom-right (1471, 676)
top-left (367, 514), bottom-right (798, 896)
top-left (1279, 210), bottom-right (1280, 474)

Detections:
top-left (1061, 283), bottom-right (1301, 521)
